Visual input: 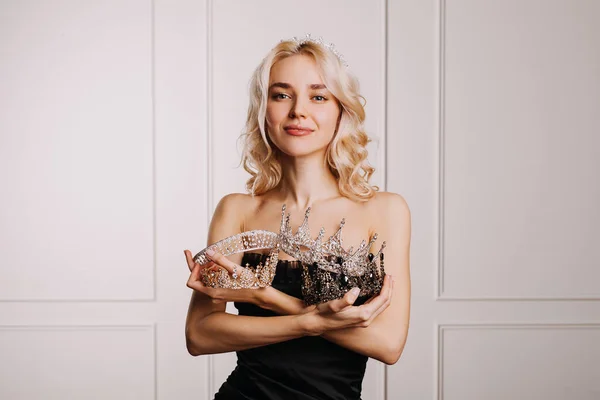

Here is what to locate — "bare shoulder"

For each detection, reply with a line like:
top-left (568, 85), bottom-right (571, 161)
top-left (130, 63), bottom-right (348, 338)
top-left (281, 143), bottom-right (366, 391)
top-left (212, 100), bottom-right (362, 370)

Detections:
top-left (366, 191), bottom-right (411, 236)
top-left (208, 192), bottom-right (254, 243)
top-left (215, 192), bottom-right (266, 230)
top-left (212, 192), bottom-right (248, 222)
top-left (214, 192), bottom-right (251, 209)
top-left (368, 191), bottom-right (411, 218)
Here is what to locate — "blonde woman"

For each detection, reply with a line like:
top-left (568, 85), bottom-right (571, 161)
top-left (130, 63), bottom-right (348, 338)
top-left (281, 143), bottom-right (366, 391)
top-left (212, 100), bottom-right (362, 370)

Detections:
top-left (184, 34), bottom-right (411, 400)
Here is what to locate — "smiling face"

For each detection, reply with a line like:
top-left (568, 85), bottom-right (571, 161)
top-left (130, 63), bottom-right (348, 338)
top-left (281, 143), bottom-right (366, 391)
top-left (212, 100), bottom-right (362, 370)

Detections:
top-left (266, 54), bottom-right (341, 158)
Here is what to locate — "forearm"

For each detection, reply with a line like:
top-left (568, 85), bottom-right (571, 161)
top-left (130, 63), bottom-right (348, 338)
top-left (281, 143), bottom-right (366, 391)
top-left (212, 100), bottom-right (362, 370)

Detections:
top-left (321, 321), bottom-right (406, 365)
top-left (187, 311), bottom-right (313, 356)
top-left (258, 290), bottom-right (405, 364)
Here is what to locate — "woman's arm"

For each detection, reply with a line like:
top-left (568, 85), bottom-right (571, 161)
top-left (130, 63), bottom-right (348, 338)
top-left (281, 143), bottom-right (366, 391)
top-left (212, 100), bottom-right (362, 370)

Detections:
top-left (185, 194), bottom-right (389, 356)
top-left (187, 304), bottom-right (310, 355)
top-left (185, 192), bottom-right (411, 363)
top-left (184, 193), bottom-right (321, 355)
top-left (186, 251), bottom-right (391, 355)
top-left (256, 193), bottom-right (411, 365)
top-left (186, 281), bottom-right (375, 355)
top-left (185, 193), bottom-right (244, 355)
top-left (319, 193), bottom-right (411, 365)
top-left (258, 275), bottom-right (402, 365)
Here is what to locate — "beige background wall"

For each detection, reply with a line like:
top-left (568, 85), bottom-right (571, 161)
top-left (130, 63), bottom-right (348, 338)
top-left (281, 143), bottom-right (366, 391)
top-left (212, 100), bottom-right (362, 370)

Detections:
top-left (1, 0), bottom-right (598, 399)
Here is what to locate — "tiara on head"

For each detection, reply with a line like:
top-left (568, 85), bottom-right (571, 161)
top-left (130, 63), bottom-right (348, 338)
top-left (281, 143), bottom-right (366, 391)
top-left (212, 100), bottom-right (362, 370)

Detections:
top-left (282, 33), bottom-right (349, 68)
top-left (192, 204), bottom-right (386, 304)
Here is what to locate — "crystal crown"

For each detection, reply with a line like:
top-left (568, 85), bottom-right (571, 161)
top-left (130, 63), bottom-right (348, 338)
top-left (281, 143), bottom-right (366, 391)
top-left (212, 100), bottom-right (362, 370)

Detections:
top-left (193, 204), bottom-right (386, 304)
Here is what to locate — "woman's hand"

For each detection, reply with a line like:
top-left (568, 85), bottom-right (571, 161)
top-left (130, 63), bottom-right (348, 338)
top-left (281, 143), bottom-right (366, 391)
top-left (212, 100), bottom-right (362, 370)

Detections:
top-left (184, 249), bottom-right (264, 305)
top-left (301, 274), bottom-right (394, 336)
top-left (184, 249), bottom-right (393, 325)
top-left (185, 249), bottom-right (317, 314)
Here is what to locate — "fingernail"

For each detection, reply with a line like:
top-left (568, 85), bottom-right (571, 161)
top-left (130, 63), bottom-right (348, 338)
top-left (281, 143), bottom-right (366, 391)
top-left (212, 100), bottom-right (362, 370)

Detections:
top-left (206, 249), bottom-right (215, 257)
top-left (350, 287), bottom-right (360, 297)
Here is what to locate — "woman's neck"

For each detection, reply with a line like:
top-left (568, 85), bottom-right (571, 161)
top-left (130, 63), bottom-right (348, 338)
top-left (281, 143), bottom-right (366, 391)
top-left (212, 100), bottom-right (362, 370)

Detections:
top-left (273, 152), bottom-right (341, 210)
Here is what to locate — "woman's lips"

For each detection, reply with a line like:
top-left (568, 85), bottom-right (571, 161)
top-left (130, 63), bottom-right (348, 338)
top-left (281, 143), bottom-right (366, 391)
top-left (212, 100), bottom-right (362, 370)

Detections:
top-left (285, 128), bottom-right (313, 136)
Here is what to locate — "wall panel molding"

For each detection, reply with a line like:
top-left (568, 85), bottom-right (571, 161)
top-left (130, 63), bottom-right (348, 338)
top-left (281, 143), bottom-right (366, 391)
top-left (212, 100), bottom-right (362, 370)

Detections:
top-left (434, 0), bottom-right (600, 301)
top-left (0, 0), bottom-right (157, 303)
top-left (435, 322), bottom-right (600, 400)
top-left (0, 323), bottom-right (157, 399)
top-left (206, 0), bottom-right (216, 398)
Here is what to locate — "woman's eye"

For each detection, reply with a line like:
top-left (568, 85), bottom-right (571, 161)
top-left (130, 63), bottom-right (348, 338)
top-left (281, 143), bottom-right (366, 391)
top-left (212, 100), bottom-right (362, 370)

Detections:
top-left (313, 95), bottom-right (327, 102)
top-left (273, 93), bottom-right (289, 100)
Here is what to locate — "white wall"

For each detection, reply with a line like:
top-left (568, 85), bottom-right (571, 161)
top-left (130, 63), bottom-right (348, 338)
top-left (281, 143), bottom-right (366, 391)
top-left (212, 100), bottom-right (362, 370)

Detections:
top-left (388, 0), bottom-right (600, 399)
top-left (0, 0), bottom-right (598, 399)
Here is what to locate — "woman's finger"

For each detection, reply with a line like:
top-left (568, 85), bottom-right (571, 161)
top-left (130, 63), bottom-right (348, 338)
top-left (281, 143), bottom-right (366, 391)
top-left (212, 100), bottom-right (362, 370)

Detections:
top-left (370, 277), bottom-right (394, 318)
top-left (186, 264), bottom-right (225, 302)
top-left (184, 249), bottom-right (217, 273)
top-left (184, 250), bottom-right (196, 271)
top-left (205, 250), bottom-right (240, 277)
top-left (185, 260), bottom-right (251, 300)
top-left (362, 274), bottom-right (393, 305)
top-left (353, 275), bottom-right (394, 325)
top-left (316, 287), bottom-right (360, 314)
top-left (352, 275), bottom-right (393, 320)
top-left (186, 263), bottom-right (205, 291)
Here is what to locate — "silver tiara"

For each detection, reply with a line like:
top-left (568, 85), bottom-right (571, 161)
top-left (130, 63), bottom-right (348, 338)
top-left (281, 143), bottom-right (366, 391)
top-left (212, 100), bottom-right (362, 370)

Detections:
top-left (193, 204), bottom-right (386, 304)
top-left (282, 33), bottom-right (349, 68)
top-left (277, 204), bottom-right (385, 276)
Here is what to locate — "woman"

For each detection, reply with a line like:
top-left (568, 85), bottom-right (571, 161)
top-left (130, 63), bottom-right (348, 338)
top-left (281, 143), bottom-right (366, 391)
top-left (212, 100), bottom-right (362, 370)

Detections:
top-left (183, 34), bottom-right (411, 400)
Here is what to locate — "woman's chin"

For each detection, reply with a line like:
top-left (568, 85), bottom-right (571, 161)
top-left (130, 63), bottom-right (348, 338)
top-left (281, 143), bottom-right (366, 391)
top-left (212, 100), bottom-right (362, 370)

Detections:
top-left (276, 143), bottom-right (327, 158)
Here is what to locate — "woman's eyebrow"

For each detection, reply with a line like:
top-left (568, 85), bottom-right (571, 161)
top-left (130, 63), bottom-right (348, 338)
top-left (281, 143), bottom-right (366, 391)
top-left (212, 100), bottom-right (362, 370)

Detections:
top-left (269, 82), bottom-right (327, 90)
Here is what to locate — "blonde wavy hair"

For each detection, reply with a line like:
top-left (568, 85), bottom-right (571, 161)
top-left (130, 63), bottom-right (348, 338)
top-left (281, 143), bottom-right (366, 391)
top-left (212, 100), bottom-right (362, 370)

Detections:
top-left (238, 37), bottom-right (379, 202)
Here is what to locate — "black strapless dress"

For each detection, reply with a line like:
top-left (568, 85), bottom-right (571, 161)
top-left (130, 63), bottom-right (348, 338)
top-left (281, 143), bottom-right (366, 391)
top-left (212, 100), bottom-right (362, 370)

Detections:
top-left (213, 252), bottom-right (369, 400)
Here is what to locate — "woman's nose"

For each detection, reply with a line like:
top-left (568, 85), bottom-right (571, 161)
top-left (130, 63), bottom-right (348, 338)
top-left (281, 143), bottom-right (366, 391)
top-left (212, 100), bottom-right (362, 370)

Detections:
top-left (289, 98), bottom-right (307, 118)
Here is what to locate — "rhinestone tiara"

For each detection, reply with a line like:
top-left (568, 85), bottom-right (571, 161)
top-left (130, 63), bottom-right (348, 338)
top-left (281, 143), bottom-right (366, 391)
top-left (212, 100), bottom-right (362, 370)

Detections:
top-left (278, 204), bottom-right (385, 276)
top-left (192, 204), bottom-right (386, 303)
top-left (282, 33), bottom-right (349, 68)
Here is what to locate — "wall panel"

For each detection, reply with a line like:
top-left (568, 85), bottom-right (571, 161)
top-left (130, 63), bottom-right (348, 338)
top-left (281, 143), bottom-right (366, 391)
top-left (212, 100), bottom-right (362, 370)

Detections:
top-left (0, 0), bottom-right (155, 301)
